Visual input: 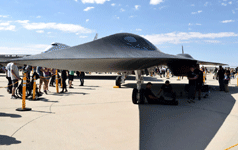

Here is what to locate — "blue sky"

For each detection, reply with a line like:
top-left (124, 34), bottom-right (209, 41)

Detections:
top-left (0, 0), bottom-right (237, 66)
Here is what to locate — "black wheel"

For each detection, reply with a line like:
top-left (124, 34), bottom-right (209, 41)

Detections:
top-left (15, 86), bottom-right (31, 99)
top-left (115, 76), bottom-right (122, 88)
top-left (132, 88), bottom-right (145, 104)
top-left (132, 88), bottom-right (138, 104)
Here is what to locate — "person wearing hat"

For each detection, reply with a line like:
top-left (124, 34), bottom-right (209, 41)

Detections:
top-left (158, 80), bottom-right (176, 101)
top-left (187, 65), bottom-right (198, 103)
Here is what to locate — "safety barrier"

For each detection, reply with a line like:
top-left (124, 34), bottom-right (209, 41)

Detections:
top-left (32, 75), bottom-right (36, 100)
top-left (237, 73), bottom-right (238, 86)
top-left (225, 143), bottom-right (238, 150)
top-left (16, 73), bottom-right (31, 111)
top-left (56, 70), bottom-right (59, 93)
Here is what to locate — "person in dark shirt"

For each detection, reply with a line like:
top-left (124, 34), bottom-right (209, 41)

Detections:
top-left (217, 66), bottom-right (225, 91)
top-left (194, 64), bottom-right (203, 100)
top-left (187, 66), bottom-right (198, 103)
top-left (224, 70), bottom-right (230, 92)
top-left (79, 71), bottom-right (85, 86)
top-left (60, 70), bottom-right (68, 93)
top-left (158, 80), bottom-right (176, 101)
top-left (144, 82), bottom-right (160, 104)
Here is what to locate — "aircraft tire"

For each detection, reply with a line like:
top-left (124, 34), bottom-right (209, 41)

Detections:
top-left (132, 88), bottom-right (138, 104)
top-left (132, 88), bottom-right (145, 104)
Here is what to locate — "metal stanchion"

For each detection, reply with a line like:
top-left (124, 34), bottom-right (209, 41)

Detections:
top-left (56, 70), bottom-right (59, 93)
top-left (16, 73), bottom-right (31, 111)
top-left (32, 75), bottom-right (36, 100)
top-left (166, 71), bottom-right (170, 79)
top-left (237, 73), bottom-right (238, 86)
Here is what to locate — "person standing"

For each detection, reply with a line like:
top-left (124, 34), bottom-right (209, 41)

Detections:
top-left (60, 70), bottom-right (68, 93)
top-left (37, 66), bottom-right (46, 94)
top-left (5, 62), bottom-right (13, 94)
top-left (217, 66), bottom-right (225, 91)
top-left (43, 67), bottom-right (51, 94)
top-left (10, 63), bottom-right (21, 99)
top-left (187, 66), bottom-right (198, 103)
top-left (224, 70), bottom-right (230, 92)
top-left (68, 70), bottom-right (74, 88)
top-left (79, 71), bottom-right (85, 86)
top-left (49, 68), bottom-right (56, 87)
top-left (194, 64), bottom-right (203, 100)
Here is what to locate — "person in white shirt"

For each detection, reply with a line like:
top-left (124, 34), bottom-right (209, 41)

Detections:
top-left (5, 62), bottom-right (13, 93)
top-left (10, 63), bottom-right (21, 99)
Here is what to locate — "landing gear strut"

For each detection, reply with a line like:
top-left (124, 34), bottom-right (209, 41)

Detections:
top-left (132, 70), bottom-right (144, 104)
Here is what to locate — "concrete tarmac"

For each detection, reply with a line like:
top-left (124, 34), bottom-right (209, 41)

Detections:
top-left (0, 73), bottom-right (238, 150)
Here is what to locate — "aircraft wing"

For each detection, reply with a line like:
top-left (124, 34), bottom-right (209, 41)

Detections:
top-left (11, 33), bottom-right (196, 72)
top-left (11, 33), bottom-right (225, 75)
top-left (197, 60), bottom-right (228, 66)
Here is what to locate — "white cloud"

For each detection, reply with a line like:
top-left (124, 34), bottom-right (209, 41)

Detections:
top-left (221, 3), bottom-right (227, 6)
top-left (221, 20), bottom-right (235, 23)
top-left (0, 15), bottom-right (9, 18)
top-left (86, 19), bottom-right (89, 22)
top-left (191, 10), bottom-right (202, 14)
top-left (191, 4), bottom-right (195, 6)
top-left (0, 21), bottom-right (15, 31)
top-left (232, 10), bottom-right (235, 14)
top-left (16, 20), bottom-right (92, 34)
top-left (47, 32), bottom-right (51, 34)
top-left (204, 2), bottom-right (208, 6)
top-left (228, 1), bottom-right (232, 4)
top-left (205, 40), bottom-right (220, 43)
top-left (188, 23), bottom-right (201, 26)
top-left (0, 44), bottom-right (50, 54)
top-left (150, 0), bottom-right (163, 5)
top-left (135, 5), bottom-right (141, 10)
top-left (84, 7), bottom-right (95, 11)
top-left (136, 28), bottom-right (142, 31)
top-left (36, 30), bottom-right (44, 33)
top-left (111, 3), bottom-right (115, 6)
top-left (129, 15), bottom-right (135, 18)
top-left (81, 0), bottom-right (110, 4)
top-left (0, 25), bottom-right (15, 31)
top-left (141, 32), bottom-right (238, 44)
top-left (79, 36), bottom-right (88, 38)
top-left (74, 0), bottom-right (78, 2)
top-left (120, 8), bottom-right (125, 12)
top-left (114, 15), bottom-right (119, 19)
top-left (36, 16), bottom-right (41, 18)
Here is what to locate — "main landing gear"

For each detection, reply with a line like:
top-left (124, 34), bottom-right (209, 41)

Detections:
top-left (132, 70), bottom-right (144, 104)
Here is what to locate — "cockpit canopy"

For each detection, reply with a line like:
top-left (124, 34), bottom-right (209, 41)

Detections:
top-left (43, 42), bottom-right (70, 53)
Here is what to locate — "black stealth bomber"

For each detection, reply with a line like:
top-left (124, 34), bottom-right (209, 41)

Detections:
top-left (12, 33), bottom-right (226, 76)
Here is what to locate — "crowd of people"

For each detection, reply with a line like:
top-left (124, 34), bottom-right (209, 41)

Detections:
top-left (144, 64), bottom-right (233, 104)
top-left (2, 62), bottom-right (235, 104)
top-left (4, 62), bottom-right (85, 99)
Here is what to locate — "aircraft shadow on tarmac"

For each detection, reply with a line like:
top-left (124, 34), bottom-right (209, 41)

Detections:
top-left (0, 112), bottom-right (21, 118)
top-left (123, 83), bottom-right (238, 150)
top-left (78, 75), bottom-right (163, 82)
top-left (0, 135), bottom-right (21, 146)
